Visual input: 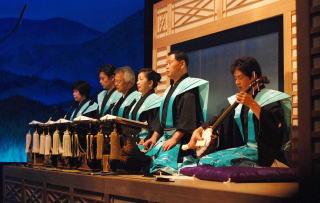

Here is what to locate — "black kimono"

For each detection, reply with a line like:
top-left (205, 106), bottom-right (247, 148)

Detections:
top-left (128, 90), bottom-right (160, 139)
top-left (154, 74), bottom-right (204, 144)
top-left (201, 88), bottom-right (291, 167)
top-left (111, 86), bottom-right (139, 118)
top-left (147, 74), bottom-right (209, 173)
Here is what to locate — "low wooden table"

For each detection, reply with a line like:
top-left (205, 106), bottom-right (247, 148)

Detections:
top-left (2, 165), bottom-right (298, 203)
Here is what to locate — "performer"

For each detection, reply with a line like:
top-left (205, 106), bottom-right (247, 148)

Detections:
top-left (97, 64), bottom-right (122, 117)
top-left (110, 69), bottom-right (161, 172)
top-left (143, 50), bottom-right (209, 174)
top-left (67, 81), bottom-right (98, 169)
top-left (128, 68), bottom-right (162, 143)
top-left (188, 56), bottom-right (291, 167)
top-left (70, 80), bottom-right (98, 120)
top-left (111, 66), bottom-right (140, 118)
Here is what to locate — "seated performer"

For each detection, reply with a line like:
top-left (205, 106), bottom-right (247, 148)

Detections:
top-left (143, 50), bottom-right (209, 174)
top-left (109, 68), bottom-right (161, 173)
top-left (70, 80), bottom-right (98, 120)
top-left (67, 80), bottom-right (98, 168)
top-left (97, 64), bottom-right (122, 117)
top-left (128, 68), bottom-right (162, 143)
top-left (187, 56), bottom-right (291, 167)
top-left (111, 66), bottom-right (140, 118)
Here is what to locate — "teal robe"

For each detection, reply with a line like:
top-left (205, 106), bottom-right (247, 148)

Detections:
top-left (199, 88), bottom-right (291, 167)
top-left (97, 89), bottom-right (122, 117)
top-left (111, 87), bottom-right (140, 118)
top-left (128, 92), bottom-right (162, 141)
top-left (147, 76), bottom-right (209, 174)
top-left (70, 99), bottom-right (98, 121)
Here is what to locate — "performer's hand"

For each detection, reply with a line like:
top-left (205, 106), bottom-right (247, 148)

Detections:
top-left (143, 134), bottom-right (158, 150)
top-left (236, 92), bottom-right (261, 119)
top-left (187, 126), bottom-right (204, 149)
top-left (236, 92), bottom-right (255, 107)
top-left (138, 139), bottom-right (145, 145)
top-left (163, 138), bottom-right (178, 151)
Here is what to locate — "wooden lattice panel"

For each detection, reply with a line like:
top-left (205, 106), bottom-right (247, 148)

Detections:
top-left (156, 6), bottom-right (169, 39)
top-left (291, 12), bottom-right (298, 127)
top-left (172, 0), bottom-right (216, 33)
top-left (4, 181), bottom-right (23, 203)
top-left (25, 184), bottom-right (44, 203)
top-left (222, 0), bottom-right (279, 17)
top-left (290, 12), bottom-right (298, 166)
top-left (47, 190), bottom-right (71, 203)
top-left (73, 188), bottom-right (105, 203)
top-left (155, 47), bottom-right (170, 94)
top-left (73, 196), bottom-right (104, 203)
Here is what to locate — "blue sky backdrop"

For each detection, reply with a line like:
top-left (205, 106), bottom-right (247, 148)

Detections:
top-left (0, 0), bottom-right (144, 32)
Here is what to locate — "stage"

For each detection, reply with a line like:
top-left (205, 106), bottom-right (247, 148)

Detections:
top-left (2, 165), bottom-right (298, 203)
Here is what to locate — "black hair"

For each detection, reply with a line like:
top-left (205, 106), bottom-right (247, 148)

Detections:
top-left (230, 56), bottom-right (262, 78)
top-left (72, 80), bottom-right (91, 98)
top-left (98, 64), bottom-right (116, 77)
top-left (168, 50), bottom-right (189, 67)
top-left (138, 68), bottom-right (161, 89)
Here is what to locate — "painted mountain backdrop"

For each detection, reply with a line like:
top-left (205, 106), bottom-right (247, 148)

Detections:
top-left (0, 9), bottom-right (144, 101)
top-left (0, 9), bottom-right (145, 162)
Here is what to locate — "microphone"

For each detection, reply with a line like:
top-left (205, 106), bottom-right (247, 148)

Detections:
top-left (48, 106), bottom-right (59, 121)
top-left (63, 102), bottom-right (76, 119)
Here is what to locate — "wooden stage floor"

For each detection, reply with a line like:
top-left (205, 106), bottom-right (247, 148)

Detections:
top-left (2, 165), bottom-right (298, 203)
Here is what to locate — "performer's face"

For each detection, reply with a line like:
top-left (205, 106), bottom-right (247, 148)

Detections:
top-left (99, 72), bottom-right (114, 90)
top-left (114, 72), bottom-right (129, 94)
top-left (166, 54), bottom-right (183, 80)
top-left (73, 89), bottom-right (83, 102)
top-left (137, 72), bottom-right (153, 95)
top-left (233, 69), bottom-right (253, 92)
